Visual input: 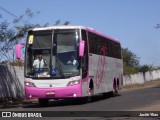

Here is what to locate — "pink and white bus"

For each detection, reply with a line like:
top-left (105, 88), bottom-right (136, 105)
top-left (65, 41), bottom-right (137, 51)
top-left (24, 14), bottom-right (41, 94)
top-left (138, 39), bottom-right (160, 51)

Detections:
top-left (16, 26), bottom-right (123, 106)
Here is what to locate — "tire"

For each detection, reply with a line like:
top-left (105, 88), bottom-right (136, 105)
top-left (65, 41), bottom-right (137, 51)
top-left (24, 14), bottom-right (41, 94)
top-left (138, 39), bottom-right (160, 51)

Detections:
top-left (38, 99), bottom-right (49, 107)
top-left (117, 78), bottom-right (120, 90)
top-left (86, 88), bottom-right (93, 102)
top-left (86, 80), bottom-right (94, 102)
top-left (113, 78), bottom-right (118, 96)
top-left (112, 90), bottom-right (118, 96)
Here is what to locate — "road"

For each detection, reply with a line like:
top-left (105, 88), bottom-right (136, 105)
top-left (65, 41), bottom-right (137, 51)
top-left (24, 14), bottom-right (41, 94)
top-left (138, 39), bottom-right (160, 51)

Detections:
top-left (0, 85), bottom-right (160, 120)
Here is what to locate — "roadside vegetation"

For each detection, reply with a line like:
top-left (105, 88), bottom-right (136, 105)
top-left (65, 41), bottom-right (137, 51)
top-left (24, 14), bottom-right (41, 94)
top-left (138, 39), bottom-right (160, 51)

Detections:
top-left (122, 48), bottom-right (160, 75)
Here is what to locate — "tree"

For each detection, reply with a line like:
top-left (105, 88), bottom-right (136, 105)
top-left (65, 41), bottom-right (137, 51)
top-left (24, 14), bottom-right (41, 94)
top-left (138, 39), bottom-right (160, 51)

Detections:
top-left (139, 64), bottom-right (152, 73)
top-left (122, 48), bottom-right (140, 75)
top-left (0, 8), bottom-right (41, 62)
top-left (54, 19), bottom-right (70, 25)
top-left (0, 20), bottom-right (23, 61)
top-left (154, 24), bottom-right (160, 29)
top-left (139, 64), bottom-right (160, 73)
top-left (0, 8), bottom-right (70, 62)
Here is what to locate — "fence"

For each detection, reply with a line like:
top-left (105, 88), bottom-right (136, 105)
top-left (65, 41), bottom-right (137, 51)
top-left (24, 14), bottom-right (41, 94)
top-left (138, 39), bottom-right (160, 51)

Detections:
top-left (0, 63), bottom-right (160, 100)
top-left (123, 70), bottom-right (160, 85)
top-left (0, 63), bottom-right (24, 101)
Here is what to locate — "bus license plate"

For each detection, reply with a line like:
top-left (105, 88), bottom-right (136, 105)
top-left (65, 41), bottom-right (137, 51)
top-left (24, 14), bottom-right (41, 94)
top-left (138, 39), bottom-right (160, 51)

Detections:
top-left (46, 91), bottom-right (55, 95)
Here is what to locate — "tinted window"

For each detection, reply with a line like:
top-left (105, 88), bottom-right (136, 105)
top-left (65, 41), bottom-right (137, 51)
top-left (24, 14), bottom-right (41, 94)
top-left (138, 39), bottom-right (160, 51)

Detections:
top-left (28, 30), bottom-right (52, 49)
top-left (81, 30), bottom-right (88, 78)
top-left (88, 31), bottom-right (121, 59)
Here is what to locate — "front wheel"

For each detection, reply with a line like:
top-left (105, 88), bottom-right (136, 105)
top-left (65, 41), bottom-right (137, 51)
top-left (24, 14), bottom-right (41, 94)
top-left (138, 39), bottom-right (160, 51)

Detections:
top-left (38, 99), bottom-right (49, 107)
top-left (85, 88), bottom-right (94, 102)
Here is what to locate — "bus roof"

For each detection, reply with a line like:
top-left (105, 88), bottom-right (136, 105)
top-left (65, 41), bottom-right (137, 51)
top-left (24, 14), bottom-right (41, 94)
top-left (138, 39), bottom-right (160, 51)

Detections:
top-left (31, 25), bottom-right (86, 31)
top-left (30, 25), bottom-right (120, 43)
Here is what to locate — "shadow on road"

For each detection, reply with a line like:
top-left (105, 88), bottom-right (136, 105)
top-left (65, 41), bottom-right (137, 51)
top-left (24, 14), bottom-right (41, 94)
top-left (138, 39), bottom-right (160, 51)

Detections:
top-left (151, 85), bottom-right (160, 89)
top-left (23, 93), bottom-right (121, 108)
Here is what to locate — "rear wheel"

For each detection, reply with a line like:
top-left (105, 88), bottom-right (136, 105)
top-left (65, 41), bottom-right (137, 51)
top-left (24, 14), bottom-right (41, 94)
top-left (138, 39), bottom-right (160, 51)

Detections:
top-left (38, 99), bottom-right (49, 107)
top-left (113, 78), bottom-right (118, 96)
top-left (117, 78), bottom-right (120, 90)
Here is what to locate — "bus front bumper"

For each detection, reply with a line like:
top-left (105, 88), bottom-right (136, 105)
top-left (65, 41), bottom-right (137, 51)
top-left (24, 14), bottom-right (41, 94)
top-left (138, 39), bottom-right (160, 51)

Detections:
top-left (25, 84), bottom-right (82, 99)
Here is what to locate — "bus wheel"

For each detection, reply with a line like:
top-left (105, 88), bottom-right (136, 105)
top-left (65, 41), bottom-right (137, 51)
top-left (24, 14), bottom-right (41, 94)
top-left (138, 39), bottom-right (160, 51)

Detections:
top-left (117, 78), bottom-right (120, 90)
top-left (113, 78), bottom-right (118, 96)
top-left (38, 99), bottom-right (49, 107)
top-left (87, 88), bottom-right (93, 102)
top-left (86, 80), bottom-right (94, 102)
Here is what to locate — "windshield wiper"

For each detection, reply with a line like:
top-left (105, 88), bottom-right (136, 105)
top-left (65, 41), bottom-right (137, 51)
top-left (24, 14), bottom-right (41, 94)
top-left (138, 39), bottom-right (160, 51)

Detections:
top-left (56, 57), bottom-right (65, 79)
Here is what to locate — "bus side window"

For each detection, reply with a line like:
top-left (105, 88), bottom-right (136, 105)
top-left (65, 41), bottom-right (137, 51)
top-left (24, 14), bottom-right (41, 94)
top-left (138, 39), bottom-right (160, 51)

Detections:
top-left (81, 30), bottom-right (88, 79)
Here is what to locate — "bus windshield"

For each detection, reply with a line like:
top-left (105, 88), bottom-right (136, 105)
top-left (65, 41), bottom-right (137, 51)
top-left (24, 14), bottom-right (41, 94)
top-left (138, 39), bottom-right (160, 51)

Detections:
top-left (25, 29), bottom-right (80, 79)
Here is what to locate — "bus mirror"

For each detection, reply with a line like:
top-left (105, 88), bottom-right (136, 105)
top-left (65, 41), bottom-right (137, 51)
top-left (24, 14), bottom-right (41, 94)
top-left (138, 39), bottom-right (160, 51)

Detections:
top-left (15, 43), bottom-right (26, 61)
top-left (79, 40), bottom-right (85, 57)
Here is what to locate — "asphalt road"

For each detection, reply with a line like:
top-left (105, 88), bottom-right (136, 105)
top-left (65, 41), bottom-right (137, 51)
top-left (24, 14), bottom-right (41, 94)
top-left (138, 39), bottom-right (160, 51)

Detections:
top-left (0, 85), bottom-right (160, 120)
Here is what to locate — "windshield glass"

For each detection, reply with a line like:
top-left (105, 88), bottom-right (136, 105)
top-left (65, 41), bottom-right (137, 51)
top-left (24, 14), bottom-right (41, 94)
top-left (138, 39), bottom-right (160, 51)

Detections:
top-left (25, 29), bottom-right (80, 79)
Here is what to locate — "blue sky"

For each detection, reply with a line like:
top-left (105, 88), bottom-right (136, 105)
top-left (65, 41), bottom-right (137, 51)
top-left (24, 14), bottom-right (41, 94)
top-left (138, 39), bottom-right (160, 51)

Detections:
top-left (0, 0), bottom-right (160, 66)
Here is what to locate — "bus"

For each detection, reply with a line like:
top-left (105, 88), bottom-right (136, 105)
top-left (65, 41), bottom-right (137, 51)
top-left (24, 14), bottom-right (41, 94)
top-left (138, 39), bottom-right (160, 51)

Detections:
top-left (16, 26), bottom-right (123, 106)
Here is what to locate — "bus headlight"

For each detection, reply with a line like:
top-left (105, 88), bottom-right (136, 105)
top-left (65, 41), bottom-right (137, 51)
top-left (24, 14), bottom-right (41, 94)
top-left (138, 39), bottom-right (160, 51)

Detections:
top-left (67, 80), bottom-right (80, 86)
top-left (25, 81), bottom-right (36, 87)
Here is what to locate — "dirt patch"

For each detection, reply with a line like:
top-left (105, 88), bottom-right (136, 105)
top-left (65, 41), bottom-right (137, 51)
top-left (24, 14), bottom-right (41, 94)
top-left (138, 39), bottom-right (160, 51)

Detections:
top-left (23, 98), bottom-right (38, 104)
top-left (0, 100), bottom-right (23, 108)
top-left (0, 99), bottom-right (39, 108)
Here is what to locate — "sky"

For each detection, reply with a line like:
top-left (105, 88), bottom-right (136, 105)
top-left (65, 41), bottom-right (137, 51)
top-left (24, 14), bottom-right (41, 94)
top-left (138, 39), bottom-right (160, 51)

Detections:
top-left (0, 0), bottom-right (160, 66)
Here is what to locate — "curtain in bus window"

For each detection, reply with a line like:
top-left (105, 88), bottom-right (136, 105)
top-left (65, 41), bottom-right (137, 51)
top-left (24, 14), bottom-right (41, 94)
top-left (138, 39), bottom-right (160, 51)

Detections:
top-left (107, 39), bottom-right (112, 57)
top-left (32, 34), bottom-right (52, 49)
top-left (88, 35), bottom-right (94, 53)
top-left (88, 32), bottom-right (97, 54)
top-left (56, 33), bottom-right (76, 53)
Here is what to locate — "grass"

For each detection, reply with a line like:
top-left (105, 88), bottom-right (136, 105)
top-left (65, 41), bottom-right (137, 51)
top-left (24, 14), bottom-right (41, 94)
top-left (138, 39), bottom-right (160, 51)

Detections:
top-left (122, 79), bottom-right (160, 90)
